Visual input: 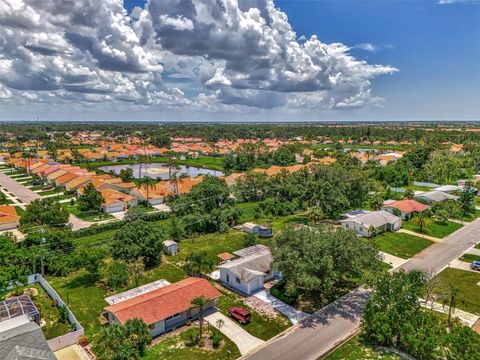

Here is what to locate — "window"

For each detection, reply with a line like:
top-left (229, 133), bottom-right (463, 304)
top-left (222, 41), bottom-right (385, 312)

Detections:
top-left (166, 313), bottom-right (181, 320)
top-left (235, 277), bottom-right (241, 284)
top-left (226, 274), bottom-right (229, 283)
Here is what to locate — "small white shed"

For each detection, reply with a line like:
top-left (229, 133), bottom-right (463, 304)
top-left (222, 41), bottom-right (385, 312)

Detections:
top-left (163, 240), bottom-right (178, 256)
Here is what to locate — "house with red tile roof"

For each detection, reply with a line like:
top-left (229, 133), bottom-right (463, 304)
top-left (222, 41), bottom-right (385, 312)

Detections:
top-left (104, 277), bottom-right (220, 337)
top-left (381, 199), bottom-right (429, 219)
top-left (0, 205), bottom-right (20, 231)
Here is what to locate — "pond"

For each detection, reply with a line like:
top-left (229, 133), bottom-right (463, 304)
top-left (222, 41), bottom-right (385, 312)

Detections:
top-left (98, 163), bottom-right (223, 180)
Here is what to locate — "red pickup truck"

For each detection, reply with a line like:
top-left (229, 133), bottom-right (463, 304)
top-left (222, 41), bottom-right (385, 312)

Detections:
top-left (228, 307), bottom-right (251, 324)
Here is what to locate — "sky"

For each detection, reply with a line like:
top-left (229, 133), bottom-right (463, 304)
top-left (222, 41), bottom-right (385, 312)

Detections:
top-left (0, 0), bottom-right (479, 122)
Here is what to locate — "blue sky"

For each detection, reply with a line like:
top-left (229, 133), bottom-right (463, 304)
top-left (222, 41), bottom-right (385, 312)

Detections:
top-left (0, 0), bottom-right (478, 121)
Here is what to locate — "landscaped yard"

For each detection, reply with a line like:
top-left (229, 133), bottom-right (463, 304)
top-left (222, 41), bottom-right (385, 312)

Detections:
top-left (215, 286), bottom-right (291, 341)
top-left (402, 219), bottom-right (462, 238)
top-left (141, 327), bottom-right (240, 360)
top-left (63, 203), bottom-right (114, 221)
top-left (324, 334), bottom-right (400, 360)
top-left (37, 189), bottom-right (63, 196)
top-left (434, 268), bottom-right (480, 315)
top-left (374, 232), bottom-right (433, 259)
top-left (14, 206), bottom-right (26, 217)
top-left (456, 209), bottom-right (480, 222)
top-left (459, 253), bottom-right (480, 263)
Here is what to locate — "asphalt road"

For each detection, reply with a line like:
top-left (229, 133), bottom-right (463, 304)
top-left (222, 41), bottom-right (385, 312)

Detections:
top-left (398, 218), bottom-right (480, 274)
top-left (242, 288), bottom-right (371, 360)
top-left (0, 171), bottom-right (40, 204)
top-left (243, 220), bottom-right (480, 360)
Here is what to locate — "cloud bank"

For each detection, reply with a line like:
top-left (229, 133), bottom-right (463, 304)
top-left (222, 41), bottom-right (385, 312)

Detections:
top-left (0, 0), bottom-right (398, 117)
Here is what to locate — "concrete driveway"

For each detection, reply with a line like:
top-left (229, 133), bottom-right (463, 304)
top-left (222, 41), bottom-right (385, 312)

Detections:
top-left (204, 309), bottom-right (264, 355)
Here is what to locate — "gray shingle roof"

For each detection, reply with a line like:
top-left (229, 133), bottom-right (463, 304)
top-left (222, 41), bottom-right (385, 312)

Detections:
top-left (339, 210), bottom-right (400, 228)
top-left (0, 321), bottom-right (56, 360)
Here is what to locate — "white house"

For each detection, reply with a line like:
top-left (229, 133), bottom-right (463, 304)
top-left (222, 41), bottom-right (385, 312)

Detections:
top-left (339, 210), bottom-right (402, 237)
top-left (218, 244), bottom-right (277, 295)
top-left (163, 240), bottom-right (178, 256)
top-left (104, 278), bottom-right (220, 337)
top-left (414, 191), bottom-right (459, 205)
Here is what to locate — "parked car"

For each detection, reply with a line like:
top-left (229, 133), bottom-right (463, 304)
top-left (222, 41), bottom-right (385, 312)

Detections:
top-left (228, 307), bottom-right (251, 324)
top-left (31, 180), bottom-right (43, 186)
top-left (471, 261), bottom-right (480, 271)
top-left (42, 185), bottom-right (54, 191)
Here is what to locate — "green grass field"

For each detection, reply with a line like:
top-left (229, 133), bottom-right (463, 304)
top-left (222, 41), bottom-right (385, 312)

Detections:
top-left (141, 327), bottom-right (240, 360)
top-left (459, 253), bottom-right (480, 263)
top-left (374, 232), bottom-right (433, 259)
top-left (324, 335), bottom-right (400, 360)
top-left (402, 219), bottom-right (462, 238)
top-left (434, 268), bottom-right (480, 315)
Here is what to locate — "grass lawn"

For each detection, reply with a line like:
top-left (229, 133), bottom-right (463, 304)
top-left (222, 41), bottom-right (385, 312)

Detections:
top-left (374, 232), bottom-right (433, 259)
top-left (459, 254), bottom-right (480, 263)
top-left (324, 334), bottom-right (400, 360)
top-left (215, 287), bottom-right (291, 341)
top-left (31, 284), bottom-right (72, 339)
top-left (14, 206), bottom-right (26, 217)
top-left (48, 263), bottom-right (187, 337)
top-left (63, 203), bottom-right (114, 221)
top-left (30, 185), bottom-right (43, 191)
top-left (38, 189), bottom-right (62, 196)
top-left (434, 268), bottom-right (480, 315)
top-left (141, 327), bottom-right (240, 360)
top-left (402, 219), bottom-right (462, 238)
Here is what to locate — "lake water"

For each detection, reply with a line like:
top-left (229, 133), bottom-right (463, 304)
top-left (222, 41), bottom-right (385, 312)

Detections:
top-left (98, 163), bottom-right (223, 180)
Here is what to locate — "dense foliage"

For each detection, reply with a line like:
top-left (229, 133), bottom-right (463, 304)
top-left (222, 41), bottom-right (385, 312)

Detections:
top-left (20, 198), bottom-right (70, 231)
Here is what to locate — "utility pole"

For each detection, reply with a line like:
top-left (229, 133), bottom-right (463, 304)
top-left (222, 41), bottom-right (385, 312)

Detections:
top-left (40, 236), bottom-right (46, 276)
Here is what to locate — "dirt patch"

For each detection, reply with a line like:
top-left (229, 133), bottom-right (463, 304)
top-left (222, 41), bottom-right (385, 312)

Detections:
top-left (244, 296), bottom-right (279, 318)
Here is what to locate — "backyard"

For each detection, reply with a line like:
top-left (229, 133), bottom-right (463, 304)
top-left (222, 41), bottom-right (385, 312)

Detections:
top-left (434, 268), bottom-right (480, 315)
top-left (374, 231), bottom-right (433, 259)
top-left (63, 203), bottom-right (114, 221)
top-left (402, 219), bottom-right (462, 239)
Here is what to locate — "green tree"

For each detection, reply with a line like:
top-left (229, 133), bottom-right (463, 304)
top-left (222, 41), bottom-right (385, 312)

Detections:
top-left (20, 198), bottom-right (70, 231)
top-left (459, 180), bottom-right (475, 215)
top-left (412, 212), bottom-right (432, 234)
top-left (362, 270), bottom-right (427, 348)
top-left (76, 247), bottom-right (105, 282)
top-left (123, 318), bottom-right (152, 357)
top-left (139, 176), bottom-right (157, 203)
top-left (369, 193), bottom-right (384, 211)
top-left (185, 250), bottom-right (213, 277)
top-left (128, 258), bottom-right (145, 288)
top-left (243, 233), bottom-right (258, 247)
top-left (77, 183), bottom-right (103, 212)
top-left (307, 206), bottom-right (324, 224)
top-left (273, 225), bottom-right (381, 305)
top-left (106, 261), bottom-right (129, 290)
top-left (169, 216), bottom-right (185, 241)
top-left (112, 220), bottom-right (164, 267)
top-left (403, 188), bottom-right (414, 200)
top-left (119, 168), bottom-right (134, 183)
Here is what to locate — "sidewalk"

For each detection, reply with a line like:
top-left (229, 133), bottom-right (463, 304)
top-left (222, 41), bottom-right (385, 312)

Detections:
top-left (466, 247), bottom-right (480, 256)
top-left (398, 228), bottom-right (441, 243)
top-left (420, 300), bottom-right (480, 328)
top-left (380, 251), bottom-right (408, 269)
top-left (449, 259), bottom-right (477, 273)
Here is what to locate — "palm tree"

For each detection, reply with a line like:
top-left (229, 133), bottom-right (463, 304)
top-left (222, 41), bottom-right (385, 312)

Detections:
top-left (307, 206), bottom-right (324, 224)
top-left (191, 296), bottom-right (207, 340)
top-left (185, 250), bottom-right (212, 277)
top-left (139, 176), bottom-right (157, 203)
top-left (412, 212), bottom-right (432, 234)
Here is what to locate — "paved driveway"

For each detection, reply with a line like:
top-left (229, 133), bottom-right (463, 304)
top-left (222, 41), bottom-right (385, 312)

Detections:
top-left (204, 309), bottom-right (264, 355)
top-left (253, 290), bottom-right (308, 325)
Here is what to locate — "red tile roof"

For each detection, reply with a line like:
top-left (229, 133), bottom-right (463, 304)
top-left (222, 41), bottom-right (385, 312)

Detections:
top-left (383, 199), bottom-right (428, 214)
top-left (105, 277), bottom-right (220, 325)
